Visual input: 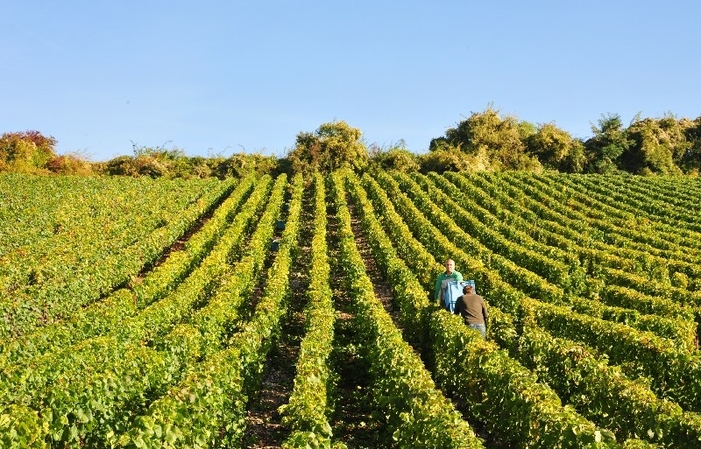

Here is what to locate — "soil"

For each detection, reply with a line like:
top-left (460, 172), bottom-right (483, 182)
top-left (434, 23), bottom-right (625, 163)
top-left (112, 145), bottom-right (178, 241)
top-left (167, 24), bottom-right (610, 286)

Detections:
top-left (241, 192), bottom-right (312, 448)
top-left (326, 199), bottom-right (388, 448)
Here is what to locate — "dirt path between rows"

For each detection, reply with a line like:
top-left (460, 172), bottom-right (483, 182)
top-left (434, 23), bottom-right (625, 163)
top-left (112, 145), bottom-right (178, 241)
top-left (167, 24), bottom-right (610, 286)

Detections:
top-left (327, 197), bottom-right (388, 448)
top-left (242, 191), bottom-right (312, 448)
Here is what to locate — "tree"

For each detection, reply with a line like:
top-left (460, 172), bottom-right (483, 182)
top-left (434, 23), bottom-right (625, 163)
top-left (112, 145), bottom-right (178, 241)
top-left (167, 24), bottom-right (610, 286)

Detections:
top-left (680, 117), bottom-right (701, 174)
top-left (438, 106), bottom-right (541, 171)
top-left (659, 113), bottom-right (693, 164)
top-left (584, 113), bottom-right (632, 174)
top-left (368, 140), bottom-right (421, 173)
top-left (419, 148), bottom-right (474, 174)
top-left (525, 122), bottom-right (586, 172)
top-left (620, 115), bottom-right (684, 175)
top-left (286, 120), bottom-right (368, 175)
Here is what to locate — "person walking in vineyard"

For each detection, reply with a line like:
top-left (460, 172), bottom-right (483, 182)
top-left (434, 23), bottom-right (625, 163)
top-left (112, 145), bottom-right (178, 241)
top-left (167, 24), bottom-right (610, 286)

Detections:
top-left (453, 284), bottom-right (488, 339)
top-left (434, 258), bottom-right (463, 306)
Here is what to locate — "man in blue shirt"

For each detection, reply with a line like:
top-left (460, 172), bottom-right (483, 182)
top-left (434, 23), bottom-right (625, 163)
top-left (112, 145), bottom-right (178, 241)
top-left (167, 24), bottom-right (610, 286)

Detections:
top-left (434, 258), bottom-right (463, 307)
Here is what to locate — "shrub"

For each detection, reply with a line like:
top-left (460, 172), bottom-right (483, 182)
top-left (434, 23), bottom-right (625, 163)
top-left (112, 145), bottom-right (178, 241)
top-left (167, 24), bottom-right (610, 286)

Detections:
top-left (45, 154), bottom-right (94, 176)
top-left (370, 144), bottom-right (421, 173)
top-left (286, 120), bottom-right (368, 175)
top-left (213, 152), bottom-right (279, 179)
top-left (419, 147), bottom-right (494, 174)
top-left (0, 130), bottom-right (57, 173)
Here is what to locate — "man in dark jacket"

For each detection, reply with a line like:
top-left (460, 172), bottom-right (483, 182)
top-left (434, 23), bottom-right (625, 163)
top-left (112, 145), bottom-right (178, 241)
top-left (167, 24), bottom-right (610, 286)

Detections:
top-left (453, 284), bottom-right (488, 338)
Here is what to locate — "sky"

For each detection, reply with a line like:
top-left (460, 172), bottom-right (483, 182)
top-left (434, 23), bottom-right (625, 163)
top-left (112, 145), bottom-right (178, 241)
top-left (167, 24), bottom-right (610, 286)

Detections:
top-left (2, 1), bottom-right (700, 162)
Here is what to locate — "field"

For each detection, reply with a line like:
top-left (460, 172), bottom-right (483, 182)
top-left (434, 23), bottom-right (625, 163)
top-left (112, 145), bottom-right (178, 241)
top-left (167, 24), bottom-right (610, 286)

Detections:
top-left (1, 170), bottom-right (701, 448)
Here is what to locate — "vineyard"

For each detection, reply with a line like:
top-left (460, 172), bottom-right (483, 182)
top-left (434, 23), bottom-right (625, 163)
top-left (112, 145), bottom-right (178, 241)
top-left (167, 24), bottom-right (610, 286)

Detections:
top-left (1, 170), bottom-right (701, 448)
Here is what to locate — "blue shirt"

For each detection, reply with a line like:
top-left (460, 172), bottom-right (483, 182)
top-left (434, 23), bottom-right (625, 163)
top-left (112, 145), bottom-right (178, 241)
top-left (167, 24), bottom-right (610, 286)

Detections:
top-left (434, 270), bottom-right (463, 302)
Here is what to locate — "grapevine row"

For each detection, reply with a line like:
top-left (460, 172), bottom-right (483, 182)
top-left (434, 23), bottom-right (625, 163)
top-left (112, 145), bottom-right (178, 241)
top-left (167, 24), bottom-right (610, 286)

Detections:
top-left (0, 175), bottom-right (289, 447)
top-left (332, 170), bottom-right (485, 448)
top-left (279, 172), bottom-right (338, 448)
top-left (345, 171), bottom-right (644, 448)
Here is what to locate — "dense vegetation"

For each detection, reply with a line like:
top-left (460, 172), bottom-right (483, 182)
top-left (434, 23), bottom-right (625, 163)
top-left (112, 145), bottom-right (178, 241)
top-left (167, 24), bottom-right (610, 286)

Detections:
top-left (2, 110), bottom-right (700, 447)
top-left (1, 169), bottom-right (700, 448)
top-left (3, 107), bottom-right (701, 179)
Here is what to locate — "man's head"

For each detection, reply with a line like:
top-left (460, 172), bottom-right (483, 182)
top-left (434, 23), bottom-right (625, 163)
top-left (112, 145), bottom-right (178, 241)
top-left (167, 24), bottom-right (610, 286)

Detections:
top-left (463, 285), bottom-right (474, 294)
top-left (444, 259), bottom-right (455, 274)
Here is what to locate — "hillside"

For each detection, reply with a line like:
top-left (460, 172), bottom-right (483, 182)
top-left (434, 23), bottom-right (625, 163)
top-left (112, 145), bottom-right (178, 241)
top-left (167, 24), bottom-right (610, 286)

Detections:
top-left (1, 170), bottom-right (700, 448)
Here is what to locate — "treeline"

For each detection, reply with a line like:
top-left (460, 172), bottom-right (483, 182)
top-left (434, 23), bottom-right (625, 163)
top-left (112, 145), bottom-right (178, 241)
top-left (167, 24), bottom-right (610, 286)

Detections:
top-left (427, 107), bottom-right (701, 175)
top-left (3, 107), bottom-right (701, 178)
top-left (0, 132), bottom-right (278, 179)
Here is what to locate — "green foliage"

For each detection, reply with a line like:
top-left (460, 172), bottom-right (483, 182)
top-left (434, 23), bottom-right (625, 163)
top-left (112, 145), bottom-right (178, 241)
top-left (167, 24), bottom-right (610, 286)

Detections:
top-left (525, 123), bottom-right (587, 172)
top-left (6, 167), bottom-right (701, 447)
top-left (619, 115), bottom-right (685, 175)
top-left (45, 153), bottom-right (94, 175)
top-left (213, 152), bottom-right (279, 179)
top-left (106, 155), bottom-right (167, 178)
top-left (103, 144), bottom-right (199, 178)
top-left (0, 174), bottom-right (231, 339)
top-left (0, 130), bottom-right (57, 174)
top-left (419, 148), bottom-right (481, 173)
top-left (440, 106), bottom-right (542, 171)
top-left (0, 131), bottom-right (95, 175)
top-left (584, 114), bottom-right (632, 174)
top-left (286, 120), bottom-right (368, 175)
top-left (659, 113), bottom-right (693, 163)
top-left (430, 311), bottom-right (618, 448)
top-left (368, 141), bottom-right (421, 173)
top-left (331, 171), bottom-right (485, 448)
top-left (350, 167), bottom-right (699, 448)
top-left (680, 117), bottom-right (701, 174)
top-left (7, 109), bottom-right (701, 178)
top-left (517, 119), bottom-right (538, 141)
top-left (428, 108), bottom-right (701, 175)
top-left (280, 173), bottom-right (336, 449)
top-left (0, 405), bottom-right (45, 448)
top-left (101, 144), bottom-right (278, 179)
top-left (513, 325), bottom-right (701, 448)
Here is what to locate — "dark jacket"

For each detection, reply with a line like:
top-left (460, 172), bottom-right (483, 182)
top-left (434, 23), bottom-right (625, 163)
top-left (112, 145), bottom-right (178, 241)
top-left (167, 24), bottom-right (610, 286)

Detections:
top-left (453, 293), bottom-right (488, 326)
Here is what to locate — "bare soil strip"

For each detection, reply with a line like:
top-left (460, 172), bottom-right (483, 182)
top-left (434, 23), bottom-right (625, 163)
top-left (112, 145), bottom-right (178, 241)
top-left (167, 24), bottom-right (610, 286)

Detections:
top-left (242, 190), bottom-right (312, 448)
top-left (327, 197), bottom-right (391, 448)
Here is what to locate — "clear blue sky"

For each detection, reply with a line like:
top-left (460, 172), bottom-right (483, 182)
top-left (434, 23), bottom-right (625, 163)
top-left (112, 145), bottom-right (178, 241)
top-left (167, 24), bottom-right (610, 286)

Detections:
top-left (2, 1), bottom-right (700, 162)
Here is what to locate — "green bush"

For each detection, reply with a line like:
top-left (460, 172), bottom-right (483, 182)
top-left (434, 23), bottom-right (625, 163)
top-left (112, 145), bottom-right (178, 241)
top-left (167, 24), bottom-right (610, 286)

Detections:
top-left (419, 148), bottom-right (474, 173)
top-left (370, 146), bottom-right (420, 172)
top-left (0, 130), bottom-right (57, 173)
top-left (286, 120), bottom-right (368, 175)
